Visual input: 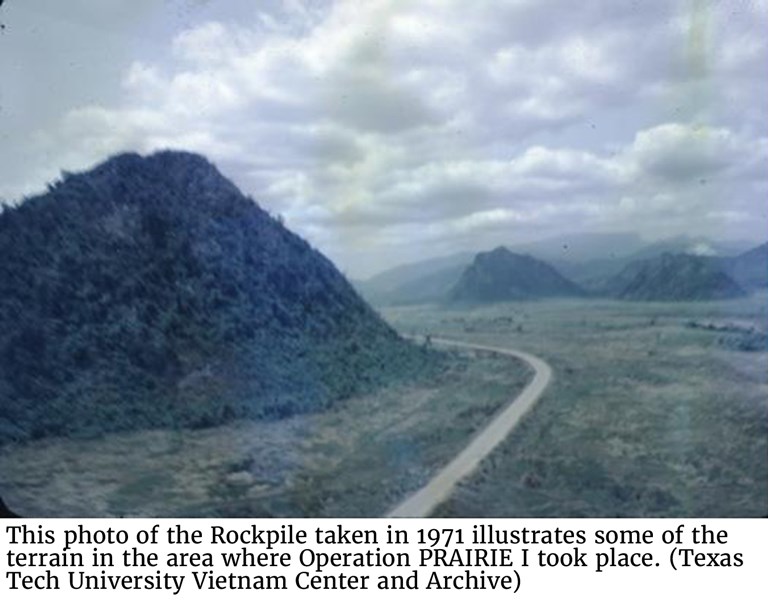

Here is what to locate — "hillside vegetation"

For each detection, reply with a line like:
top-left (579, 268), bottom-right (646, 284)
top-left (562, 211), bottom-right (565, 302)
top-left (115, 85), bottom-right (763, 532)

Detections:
top-left (604, 253), bottom-right (746, 301)
top-left (723, 242), bottom-right (768, 290)
top-left (0, 151), bottom-right (437, 443)
top-left (450, 246), bottom-right (584, 302)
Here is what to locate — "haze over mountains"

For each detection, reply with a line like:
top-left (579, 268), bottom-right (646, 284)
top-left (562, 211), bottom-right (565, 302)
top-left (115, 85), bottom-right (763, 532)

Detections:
top-left (0, 151), bottom-right (434, 444)
top-left (356, 235), bottom-right (767, 306)
top-left (722, 242), bottom-right (768, 290)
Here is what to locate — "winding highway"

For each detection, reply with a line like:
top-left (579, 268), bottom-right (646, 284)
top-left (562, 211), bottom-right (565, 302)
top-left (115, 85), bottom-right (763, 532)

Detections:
top-left (386, 336), bottom-right (553, 517)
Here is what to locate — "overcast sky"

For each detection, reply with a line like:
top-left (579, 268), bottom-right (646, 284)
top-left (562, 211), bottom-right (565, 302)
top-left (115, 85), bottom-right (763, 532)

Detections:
top-left (1, 0), bottom-right (766, 277)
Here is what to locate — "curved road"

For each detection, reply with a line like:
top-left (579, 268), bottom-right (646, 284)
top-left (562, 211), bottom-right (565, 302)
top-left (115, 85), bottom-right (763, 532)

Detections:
top-left (386, 336), bottom-right (553, 518)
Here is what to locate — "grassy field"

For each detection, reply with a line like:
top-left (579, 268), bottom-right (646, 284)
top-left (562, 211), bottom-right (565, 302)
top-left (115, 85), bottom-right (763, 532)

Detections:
top-left (383, 293), bottom-right (768, 517)
top-left (0, 347), bottom-right (529, 517)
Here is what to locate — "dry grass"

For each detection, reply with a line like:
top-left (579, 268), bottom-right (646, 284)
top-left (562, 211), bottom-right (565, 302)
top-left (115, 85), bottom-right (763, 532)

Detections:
top-left (384, 293), bottom-right (768, 517)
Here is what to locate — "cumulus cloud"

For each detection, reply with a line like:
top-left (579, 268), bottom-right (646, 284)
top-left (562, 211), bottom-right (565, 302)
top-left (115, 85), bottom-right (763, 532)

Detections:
top-left (1, 0), bottom-right (766, 275)
top-left (625, 123), bottom-right (742, 181)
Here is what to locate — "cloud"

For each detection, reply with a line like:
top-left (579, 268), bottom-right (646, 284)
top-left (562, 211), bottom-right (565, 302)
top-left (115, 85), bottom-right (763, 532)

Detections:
top-left (1, 0), bottom-right (765, 275)
top-left (625, 123), bottom-right (744, 182)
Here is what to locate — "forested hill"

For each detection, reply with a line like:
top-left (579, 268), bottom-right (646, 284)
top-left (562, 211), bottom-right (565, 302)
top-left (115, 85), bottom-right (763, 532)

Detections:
top-left (724, 242), bottom-right (768, 290)
top-left (0, 151), bottom-right (434, 443)
top-left (606, 253), bottom-right (747, 301)
top-left (450, 246), bottom-right (585, 302)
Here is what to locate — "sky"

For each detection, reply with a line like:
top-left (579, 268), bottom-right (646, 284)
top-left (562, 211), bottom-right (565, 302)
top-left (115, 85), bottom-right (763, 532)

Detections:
top-left (0, 0), bottom-right (766, 277)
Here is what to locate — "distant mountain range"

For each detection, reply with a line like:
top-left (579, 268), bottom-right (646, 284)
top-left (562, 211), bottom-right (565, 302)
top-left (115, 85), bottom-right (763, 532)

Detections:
top-left (356, 235), bottom-right (766, 306)
top-left (721, 242), bottom-right (768, 290)
top-left (354, 251), bottom-right (474, 306)
top-left (575, 236), bottom-right (755, 291)
top-left (601, 253), bottom-right (746, 301)
top-left (0, 151), bottom-right (433, 444)
top-left (449, 247), bottom-right (584, 302)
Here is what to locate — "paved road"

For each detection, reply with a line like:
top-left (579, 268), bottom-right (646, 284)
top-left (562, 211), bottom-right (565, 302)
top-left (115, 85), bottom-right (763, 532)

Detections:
top-left (386, 336), bottom-right (553, 518)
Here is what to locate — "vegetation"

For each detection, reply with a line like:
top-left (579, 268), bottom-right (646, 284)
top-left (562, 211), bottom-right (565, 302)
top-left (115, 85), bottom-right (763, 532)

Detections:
top-left (722, 242), bottom-right (768, 289)
top-left (603, 253), bottom-right (746, 301)
top-left (0, 349), bottom-right (530, 517)
top-left (449, 246), bottom-right (584, 302)
top-left (0, 151), bottom-right (438, 444)
top-left (385, 294), bottom-right (768, 517)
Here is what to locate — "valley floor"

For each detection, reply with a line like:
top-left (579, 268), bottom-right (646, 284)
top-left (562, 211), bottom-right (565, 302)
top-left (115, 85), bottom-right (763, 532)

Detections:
top-left (384, 293), bottom-right (768, 517)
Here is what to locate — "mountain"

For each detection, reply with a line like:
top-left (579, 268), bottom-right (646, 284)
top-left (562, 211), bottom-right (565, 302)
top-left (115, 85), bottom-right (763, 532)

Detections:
top-left (449, 247), bottom-right (585, 302)
top-left (358, 263), bottom-right (468, 306)
top-left (378, 263), bottom-right (468, 305)
top-left (572, 236), bottom-right (754, 291)
top-left (356, 234), bottom-right (761, 306)
top-left (0, 151), bottom-right (434, 444)
top-left (604, 253), bottom-right (746, 301)
top-left (357, 233), bottom-right (643, 306)
top-left (356, 251), bottom-right (473, 305)
top-left (722, 242), bottom-right (768, 290)
top-left (357, 233), bottom-right (713, 305)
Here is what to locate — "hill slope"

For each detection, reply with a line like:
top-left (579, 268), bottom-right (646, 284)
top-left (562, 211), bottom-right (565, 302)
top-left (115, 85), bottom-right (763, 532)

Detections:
top-left (0, 151), bottom-right (433, 443)
top-left (723, 242), bottom-right (768, 290)
top-left (450, 247), bottom-right (584, 302)
top-left (355, 252), bottom-right (474, 305)
top-left (605, 253), bottom-right (746, 301)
